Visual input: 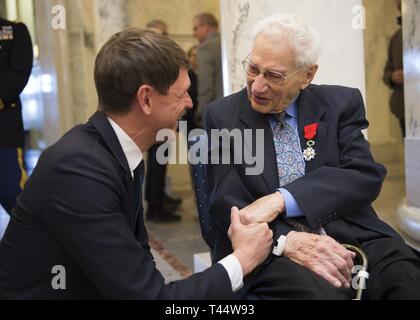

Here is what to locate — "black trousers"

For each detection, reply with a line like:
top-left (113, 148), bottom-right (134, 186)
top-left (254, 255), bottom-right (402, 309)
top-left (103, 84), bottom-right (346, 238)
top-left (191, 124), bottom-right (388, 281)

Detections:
top-left (145, 143), bottom-right (167, 206)
top-left (361, 237), bottom-right (420, 299)
top-left (244, 235), bottom-right (420, 300)
top-left (0, 148), bottom-right (26, 214)
top-left (399, 118), bottom-right (406, 138)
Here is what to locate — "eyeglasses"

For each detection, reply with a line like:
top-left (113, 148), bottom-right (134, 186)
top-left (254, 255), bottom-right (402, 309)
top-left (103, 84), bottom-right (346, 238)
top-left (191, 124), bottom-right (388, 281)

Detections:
top-left (241, 59), bottom-right (302, 85)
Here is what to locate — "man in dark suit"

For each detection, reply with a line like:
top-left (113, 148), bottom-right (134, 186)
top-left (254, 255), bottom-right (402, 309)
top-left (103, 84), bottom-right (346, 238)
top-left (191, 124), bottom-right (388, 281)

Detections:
top-left (0, 18), bottom-right (33, 214)
top-left (0, 28), bottom-right (273, 299)
top-left (205, 13), bottom-right (420, 299)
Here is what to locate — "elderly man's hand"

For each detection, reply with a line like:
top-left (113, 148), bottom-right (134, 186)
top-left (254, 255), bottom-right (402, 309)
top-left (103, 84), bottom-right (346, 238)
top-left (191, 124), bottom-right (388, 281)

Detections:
top-left (239, 192), bottom-right (285, 225)
top-left (283, 231), bottom-right (356, 288)
top-left (229, 207), bottom-right (273, 276)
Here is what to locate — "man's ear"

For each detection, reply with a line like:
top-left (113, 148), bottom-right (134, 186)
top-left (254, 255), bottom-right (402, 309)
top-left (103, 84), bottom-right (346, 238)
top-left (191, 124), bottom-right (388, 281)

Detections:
top-left (136, 84), bottom-right (153, 116)
top-left (300, 64), bottom-right (318, 90)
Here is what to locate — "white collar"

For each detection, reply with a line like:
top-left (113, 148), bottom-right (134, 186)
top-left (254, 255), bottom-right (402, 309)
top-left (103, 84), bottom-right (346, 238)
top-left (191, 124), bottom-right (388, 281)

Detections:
top-left (107, 117), bottom-right (143, 175)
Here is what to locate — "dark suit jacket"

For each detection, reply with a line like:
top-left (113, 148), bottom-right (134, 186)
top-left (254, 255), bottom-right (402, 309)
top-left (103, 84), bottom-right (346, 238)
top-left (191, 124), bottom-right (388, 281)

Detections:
top-left (0, 18), bottom-right (33, 148)
top-left (205, 85), bottom-right (401, 264)
top-left (196, 32), bottom-right (223, 127)
top-left (0, 111), bottom-right (233, 299)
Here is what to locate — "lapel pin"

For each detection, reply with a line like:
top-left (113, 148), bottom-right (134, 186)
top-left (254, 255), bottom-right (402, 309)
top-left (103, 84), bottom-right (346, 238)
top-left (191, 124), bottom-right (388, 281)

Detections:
top-left (303, 123), bottom-right (318, 161)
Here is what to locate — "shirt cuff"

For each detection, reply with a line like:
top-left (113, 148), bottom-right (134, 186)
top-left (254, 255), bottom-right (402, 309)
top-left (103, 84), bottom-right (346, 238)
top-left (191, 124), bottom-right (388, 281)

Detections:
top-left (278, 188), bottom-right (304, 218)
top-left (218, 254), bottom-right (244, 292)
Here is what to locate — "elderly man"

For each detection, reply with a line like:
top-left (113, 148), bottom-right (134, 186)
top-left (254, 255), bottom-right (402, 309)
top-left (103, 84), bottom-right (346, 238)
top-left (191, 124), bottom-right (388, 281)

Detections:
top-left (0, 29), bottom-right (273, 299)
top-left (193, 12), bottom-right (223, 127)
top-left (205, 13), bottom-right (420, 299)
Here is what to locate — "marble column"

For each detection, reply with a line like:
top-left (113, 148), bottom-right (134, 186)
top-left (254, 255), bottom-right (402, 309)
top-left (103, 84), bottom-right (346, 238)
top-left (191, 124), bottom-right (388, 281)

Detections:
top-left (94, 0), bottom-right (128, 50)
top-left (34, 0), bottom-right (73, 146)
top-left (220, 0), bottom-right (366, 98)
top-left (397, 0), bottom-right (420, 249)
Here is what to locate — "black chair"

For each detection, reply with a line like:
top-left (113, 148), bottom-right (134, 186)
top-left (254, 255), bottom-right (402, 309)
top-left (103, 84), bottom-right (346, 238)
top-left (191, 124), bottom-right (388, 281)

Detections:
top-left (188, 134), bottom-right (369, 300)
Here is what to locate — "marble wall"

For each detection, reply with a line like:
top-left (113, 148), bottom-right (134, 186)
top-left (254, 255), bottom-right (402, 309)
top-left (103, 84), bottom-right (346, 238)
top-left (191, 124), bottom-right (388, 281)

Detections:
top-left (402, 0), bottom-right (420, 208)
top-left (34, 0), bottom-right (73, 146)
top-left (403, 0), bottom-right (420, 139)
top-left (94, 0), bottom-right (128, 50)
top-left (220, 0), bottom-right (366, 98)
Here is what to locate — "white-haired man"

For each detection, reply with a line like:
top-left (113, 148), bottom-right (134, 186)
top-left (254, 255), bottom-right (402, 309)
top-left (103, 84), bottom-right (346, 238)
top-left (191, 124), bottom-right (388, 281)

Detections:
top-left (206, 13), bottom-right (420, 299)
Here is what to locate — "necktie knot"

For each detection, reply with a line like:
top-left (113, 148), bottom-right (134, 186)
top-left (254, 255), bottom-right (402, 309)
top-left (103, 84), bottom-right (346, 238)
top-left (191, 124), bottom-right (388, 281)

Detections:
top-left (273, 112), bottom-right (287, 129)
top-left (274, 111), bottom-right (286, 122)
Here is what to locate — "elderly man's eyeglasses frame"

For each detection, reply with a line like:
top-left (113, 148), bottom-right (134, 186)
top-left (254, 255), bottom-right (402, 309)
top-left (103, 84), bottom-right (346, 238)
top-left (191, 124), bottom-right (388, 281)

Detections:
top-left (242, 59), bottom-right (303, 86)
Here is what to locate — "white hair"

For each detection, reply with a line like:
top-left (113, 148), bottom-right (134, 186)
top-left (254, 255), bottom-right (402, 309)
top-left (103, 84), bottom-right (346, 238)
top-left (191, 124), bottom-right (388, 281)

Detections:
top-left (251, 13), bottom-right (321, 68)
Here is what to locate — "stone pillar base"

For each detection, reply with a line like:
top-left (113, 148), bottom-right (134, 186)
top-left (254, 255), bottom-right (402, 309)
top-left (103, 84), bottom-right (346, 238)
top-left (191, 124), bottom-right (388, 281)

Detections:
top-left (397, 198), bottom-right (420, 250)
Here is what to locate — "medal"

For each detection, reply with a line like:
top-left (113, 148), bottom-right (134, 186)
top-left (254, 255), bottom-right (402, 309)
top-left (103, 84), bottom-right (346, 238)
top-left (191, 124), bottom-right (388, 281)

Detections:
top-left (303, 123), bottom-right (318, 161)
top-left (0, 26), bottom-right (13, 40)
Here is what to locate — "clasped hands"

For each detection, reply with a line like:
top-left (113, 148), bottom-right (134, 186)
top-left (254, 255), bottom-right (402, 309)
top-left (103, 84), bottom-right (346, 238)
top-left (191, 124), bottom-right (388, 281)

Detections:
top-left (235, 192), bottom-right (356, 289)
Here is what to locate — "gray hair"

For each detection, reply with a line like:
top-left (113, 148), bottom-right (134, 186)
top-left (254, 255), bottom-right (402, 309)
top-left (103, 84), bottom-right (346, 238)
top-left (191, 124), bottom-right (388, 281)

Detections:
top-left (251, 13), bottom-right (321, 68)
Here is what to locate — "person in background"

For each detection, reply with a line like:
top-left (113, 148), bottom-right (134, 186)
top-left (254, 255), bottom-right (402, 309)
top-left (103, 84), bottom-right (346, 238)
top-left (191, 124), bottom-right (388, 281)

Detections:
top-left (192, 12), bottom-right (223, 127)
top-left (144, 19), bottom-right (183, 222)
top-left (145, 19), bottom-right (168, 36)
top-left (383, 0), bottom-right (405, 138)
top-left (0, 18), bottom-right (33, 215)
top-left (183, 45), bottom-right (199, 135)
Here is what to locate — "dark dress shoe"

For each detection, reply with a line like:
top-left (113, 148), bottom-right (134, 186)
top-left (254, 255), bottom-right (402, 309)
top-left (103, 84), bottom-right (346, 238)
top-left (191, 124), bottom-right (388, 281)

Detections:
top-left (163, 193), bottom-right (182, 207)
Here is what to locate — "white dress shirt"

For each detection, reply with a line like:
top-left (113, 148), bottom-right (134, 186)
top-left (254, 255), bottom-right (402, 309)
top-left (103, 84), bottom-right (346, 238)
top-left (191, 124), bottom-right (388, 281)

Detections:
top-left (107, 117), bottom-right (243, 292)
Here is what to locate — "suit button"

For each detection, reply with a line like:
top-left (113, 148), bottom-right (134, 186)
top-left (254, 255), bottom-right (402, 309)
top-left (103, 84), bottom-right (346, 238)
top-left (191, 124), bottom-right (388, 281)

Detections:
top-left (11, 103), bottom-right (17, 108)
top-left (0, 99), bottom-right (4, 110)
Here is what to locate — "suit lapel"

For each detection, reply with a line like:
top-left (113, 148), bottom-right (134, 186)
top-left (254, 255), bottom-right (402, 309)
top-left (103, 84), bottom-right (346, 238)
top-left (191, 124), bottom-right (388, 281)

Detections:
top-left (89, 111), bottom-right (138, 228)
top-left (89, 111), bottom-right (131, 173)
top-left (296, 87), bottom-right (328, 173)
top-left (239, 91), bottom-right (279, 194)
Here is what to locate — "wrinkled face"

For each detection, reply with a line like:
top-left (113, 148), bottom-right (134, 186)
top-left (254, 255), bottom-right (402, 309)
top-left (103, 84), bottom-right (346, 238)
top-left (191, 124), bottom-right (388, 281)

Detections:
top-left (193, 18), bottom-right (210, 43)
top-left (150, 68), bottom-right (192, 135)
top-left (246, 33), bottom-right (315, 114)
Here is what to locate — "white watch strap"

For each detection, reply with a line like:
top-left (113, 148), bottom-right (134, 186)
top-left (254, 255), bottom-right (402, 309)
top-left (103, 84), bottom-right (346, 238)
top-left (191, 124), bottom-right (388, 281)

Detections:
top-left (272, 235), bottom-right (287, 256)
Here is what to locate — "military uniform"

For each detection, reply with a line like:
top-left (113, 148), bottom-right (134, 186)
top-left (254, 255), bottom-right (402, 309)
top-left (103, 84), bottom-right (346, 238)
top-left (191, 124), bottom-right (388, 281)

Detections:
top-left (0, 18), bottom-right (33, 214)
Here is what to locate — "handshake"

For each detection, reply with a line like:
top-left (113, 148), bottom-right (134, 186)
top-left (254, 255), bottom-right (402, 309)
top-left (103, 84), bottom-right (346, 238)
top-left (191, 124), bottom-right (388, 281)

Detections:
top-left (228, 192), bottom-right (356, 289)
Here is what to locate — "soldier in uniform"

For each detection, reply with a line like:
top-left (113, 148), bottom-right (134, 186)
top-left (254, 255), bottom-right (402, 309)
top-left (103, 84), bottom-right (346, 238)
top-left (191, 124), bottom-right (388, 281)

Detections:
top-left (0, 18), bottom-right (33, 214)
